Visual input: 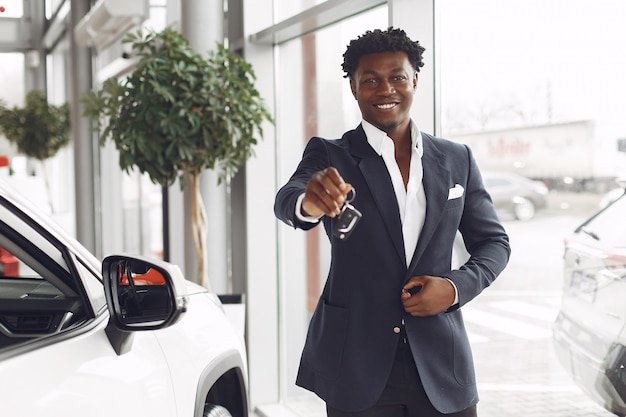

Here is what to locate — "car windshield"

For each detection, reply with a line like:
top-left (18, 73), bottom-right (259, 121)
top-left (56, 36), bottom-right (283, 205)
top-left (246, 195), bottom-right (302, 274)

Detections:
top-left (577, 192), bottom-right (626, 247)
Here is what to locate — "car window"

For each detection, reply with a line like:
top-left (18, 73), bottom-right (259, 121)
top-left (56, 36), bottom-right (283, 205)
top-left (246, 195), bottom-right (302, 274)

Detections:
top-left (578, 194), bottom-right (626, 247)
top-left (0, 203), bottom-right (90, 351)
top-left (0, 229), bottom-right (74, 294)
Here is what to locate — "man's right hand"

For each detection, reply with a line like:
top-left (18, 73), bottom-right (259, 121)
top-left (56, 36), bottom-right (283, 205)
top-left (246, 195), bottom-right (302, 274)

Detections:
top-left (302, 167), bottom-right (352, 218)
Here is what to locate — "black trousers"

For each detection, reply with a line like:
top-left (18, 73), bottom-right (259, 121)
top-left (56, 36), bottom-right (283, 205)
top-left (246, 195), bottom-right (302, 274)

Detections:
top-left (326, 339), bottom-right (478, 417)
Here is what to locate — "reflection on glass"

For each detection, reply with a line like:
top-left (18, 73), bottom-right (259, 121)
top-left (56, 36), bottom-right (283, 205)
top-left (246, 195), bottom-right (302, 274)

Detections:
top-left (113, 260), bottom-right (171, 324)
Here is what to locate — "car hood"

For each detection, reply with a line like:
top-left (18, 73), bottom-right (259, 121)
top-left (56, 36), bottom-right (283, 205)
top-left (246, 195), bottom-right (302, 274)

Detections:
top-left (182, 280), bottom-right (224, 307)
top-left (183, 279), bottom-right (209, 295)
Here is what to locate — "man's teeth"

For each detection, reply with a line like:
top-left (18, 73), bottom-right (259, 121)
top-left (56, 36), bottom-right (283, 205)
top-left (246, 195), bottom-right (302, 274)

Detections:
top-left (376, 103), bottom-right (396, 109)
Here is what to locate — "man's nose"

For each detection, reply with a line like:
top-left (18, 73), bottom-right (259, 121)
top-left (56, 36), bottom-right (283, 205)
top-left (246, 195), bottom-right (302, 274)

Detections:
top-left (379, 79), bottom-right (396, 94)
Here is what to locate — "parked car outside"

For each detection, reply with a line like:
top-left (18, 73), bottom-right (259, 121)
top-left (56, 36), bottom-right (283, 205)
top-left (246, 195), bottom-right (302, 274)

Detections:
top-left (482, 171), bottom-right (548, 221)
top-left (0, 180), bottom-right (248, 417)
top-left (598, 178), bottom-right (626, 210)
top-left (553, 187), bottom-right (626, 416)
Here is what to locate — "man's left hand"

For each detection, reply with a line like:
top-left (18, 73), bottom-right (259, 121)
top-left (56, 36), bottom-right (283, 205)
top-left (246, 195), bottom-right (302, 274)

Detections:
top-left (401, 275), bottom-right (455, 317)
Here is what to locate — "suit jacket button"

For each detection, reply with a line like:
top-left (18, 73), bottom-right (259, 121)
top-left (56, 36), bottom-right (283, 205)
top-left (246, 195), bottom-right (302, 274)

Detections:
top-left (393, 326), bottom-right (401, 334)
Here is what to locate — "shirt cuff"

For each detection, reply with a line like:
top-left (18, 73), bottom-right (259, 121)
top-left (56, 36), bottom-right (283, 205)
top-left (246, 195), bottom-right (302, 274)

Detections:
top-left (295, 193), bottom-right (323, 223)
top-left (446, 278), bottom-right (460, 306)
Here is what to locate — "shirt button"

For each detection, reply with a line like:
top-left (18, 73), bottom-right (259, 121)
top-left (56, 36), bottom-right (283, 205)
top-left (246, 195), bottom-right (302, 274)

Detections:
top-left (393, 326), bottom-right (401, 334)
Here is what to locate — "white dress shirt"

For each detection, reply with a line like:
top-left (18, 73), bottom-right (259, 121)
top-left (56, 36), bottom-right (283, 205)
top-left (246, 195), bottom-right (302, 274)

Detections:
top-left (362, 120), bottom-right (459, 305)
top-left (362, 120), bottom-right (426, 266)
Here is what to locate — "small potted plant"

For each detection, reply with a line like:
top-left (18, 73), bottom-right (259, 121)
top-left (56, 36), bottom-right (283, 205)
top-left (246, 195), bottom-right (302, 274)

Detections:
top-left (81, 28), bottom-right (273, 288)
top-left (0, 90), bottom-right (71, 213)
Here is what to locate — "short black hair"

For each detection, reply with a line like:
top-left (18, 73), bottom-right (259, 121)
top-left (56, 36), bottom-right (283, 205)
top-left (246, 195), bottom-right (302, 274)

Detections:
top-left (341, 27), bottom-right (425, 79)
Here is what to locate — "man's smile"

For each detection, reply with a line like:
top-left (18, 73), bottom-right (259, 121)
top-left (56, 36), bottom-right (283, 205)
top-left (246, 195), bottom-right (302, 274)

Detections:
top-left (375, 103), bottom-right (398, 110)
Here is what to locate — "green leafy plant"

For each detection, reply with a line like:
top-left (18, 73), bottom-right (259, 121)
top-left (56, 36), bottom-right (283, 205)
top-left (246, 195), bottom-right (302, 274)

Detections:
top-left (81, 28), bottom-right (273, 288)
top-left (0, 90), bottom-right (71, 212)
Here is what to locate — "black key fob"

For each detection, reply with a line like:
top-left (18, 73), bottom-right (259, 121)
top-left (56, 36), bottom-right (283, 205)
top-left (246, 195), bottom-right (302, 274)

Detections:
top-left (333, 203), bottom-right (362, 240)
top-left (407, 285), bottom-right (422, 295)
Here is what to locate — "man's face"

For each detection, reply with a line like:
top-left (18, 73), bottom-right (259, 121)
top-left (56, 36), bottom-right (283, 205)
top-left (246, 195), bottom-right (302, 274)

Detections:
top-left (350, 51), bottom-right (417, 135)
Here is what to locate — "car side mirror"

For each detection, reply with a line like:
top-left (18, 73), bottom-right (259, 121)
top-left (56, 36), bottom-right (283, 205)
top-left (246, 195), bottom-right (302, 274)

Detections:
top-left (102, 255), bottom-right (188, 332)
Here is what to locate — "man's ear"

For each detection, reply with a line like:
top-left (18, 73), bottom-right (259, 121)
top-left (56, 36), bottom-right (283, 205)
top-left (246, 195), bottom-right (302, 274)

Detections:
top-left (349, 78), bottom-right (357, 99)
top-left (413, 72), bottom-right (418, 92)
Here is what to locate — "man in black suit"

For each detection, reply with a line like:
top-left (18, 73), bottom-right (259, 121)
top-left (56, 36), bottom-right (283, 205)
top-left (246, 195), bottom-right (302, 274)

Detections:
top-left (274, 27), bottom-right (510, 417)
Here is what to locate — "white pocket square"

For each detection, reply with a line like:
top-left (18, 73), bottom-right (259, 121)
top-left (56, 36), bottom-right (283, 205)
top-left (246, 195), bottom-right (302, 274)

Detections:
top-left (448, 184), bottom-right (464, 200)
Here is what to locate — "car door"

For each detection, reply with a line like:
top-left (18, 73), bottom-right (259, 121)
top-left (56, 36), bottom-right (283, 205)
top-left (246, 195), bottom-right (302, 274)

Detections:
top-left (561, 193), bottom-right (626, 355)
top-left (0, 193), bottom-right (178, 417)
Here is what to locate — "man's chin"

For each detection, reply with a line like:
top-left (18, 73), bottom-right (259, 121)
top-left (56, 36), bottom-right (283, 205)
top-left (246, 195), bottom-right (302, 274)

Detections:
top-left (371, 121), bottom-right (401, 134)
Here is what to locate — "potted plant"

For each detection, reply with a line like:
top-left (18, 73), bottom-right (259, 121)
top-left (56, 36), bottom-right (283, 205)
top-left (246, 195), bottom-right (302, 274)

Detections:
top-left (81, 28), bottom-right (273, 289)
top-left (0, 90), bottom-right (71, 213)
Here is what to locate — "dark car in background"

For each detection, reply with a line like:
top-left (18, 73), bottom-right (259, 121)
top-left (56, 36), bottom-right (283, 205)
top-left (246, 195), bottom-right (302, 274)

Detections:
top-left (553, 187), bottom-right (626, 416)
top-left (482, 171), bottom-right (549, 221)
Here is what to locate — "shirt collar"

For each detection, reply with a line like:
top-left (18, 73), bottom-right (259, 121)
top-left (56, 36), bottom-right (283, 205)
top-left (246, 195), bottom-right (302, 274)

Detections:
top-left (361, 119), bottom-right (423, 158)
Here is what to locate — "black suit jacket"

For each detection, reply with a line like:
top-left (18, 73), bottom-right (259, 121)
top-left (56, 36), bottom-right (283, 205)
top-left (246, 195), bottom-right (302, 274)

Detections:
top-left (274, 125), bottom-right (510, 413)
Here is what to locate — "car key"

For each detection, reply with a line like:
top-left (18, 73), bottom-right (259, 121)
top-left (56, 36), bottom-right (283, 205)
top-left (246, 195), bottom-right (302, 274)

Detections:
top-left (333, 188), bottom-right (362, 240)
top-left (406, 285), bottom-right (422, 295)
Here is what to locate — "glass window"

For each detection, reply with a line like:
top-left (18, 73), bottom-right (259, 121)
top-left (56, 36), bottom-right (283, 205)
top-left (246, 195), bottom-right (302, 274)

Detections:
top-left (439, 0), bottom-right (626, 187)
top-left (0, 240), bottom-right (48, 280)
top-left (578, 193), bottom-right (626, 247)
top-left (146, 0), bottom-right (167, 32)
top-left (276, 0), bottom-right (329, 22)
top-left (0, 201), bottom-right (88, 351)
top-left (1, 1), bottom-right (23, 17)
top-left (95, 0), bottom-right (166, 261)
top-left (44, 44), bottom-right (74, 221)
top-left (0, 53), bottom-right (24, 108)
top-left (0, 53), bottom-right (24, 192)
top-left (439, 1), bottom-right (626, 414)
top-left (276, 5), bottom-right (387, 413)
top-left (120, 173), bottom-right (164, 260)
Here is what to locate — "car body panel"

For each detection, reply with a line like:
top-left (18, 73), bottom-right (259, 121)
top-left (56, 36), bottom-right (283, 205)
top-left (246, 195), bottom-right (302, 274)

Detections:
top-left (553, 190), bottom-right (626, 415)
top-left (0, 317), bottom-right (177, 416)
top-left (153, 290), bottom-right (247, 417)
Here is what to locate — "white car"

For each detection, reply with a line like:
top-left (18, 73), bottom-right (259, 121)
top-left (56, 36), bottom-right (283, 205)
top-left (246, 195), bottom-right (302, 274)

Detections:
top-left (553, 187), bottom-right (626, 416)
top-left (0, 181), bottom-right (248, 417)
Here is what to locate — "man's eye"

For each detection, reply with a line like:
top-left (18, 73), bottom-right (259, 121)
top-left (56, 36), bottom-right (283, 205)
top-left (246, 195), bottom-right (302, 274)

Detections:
top-left (393, 75), bottom-right (407, 82)
top-left (363, 78), bottom-right (377, 84)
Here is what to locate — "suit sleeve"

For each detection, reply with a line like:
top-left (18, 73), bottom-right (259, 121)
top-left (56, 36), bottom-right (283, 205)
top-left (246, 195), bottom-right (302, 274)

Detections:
top-left (443, 145), bottom-right (511, 308)
top-left (274, 137), bottom-right (329, 231)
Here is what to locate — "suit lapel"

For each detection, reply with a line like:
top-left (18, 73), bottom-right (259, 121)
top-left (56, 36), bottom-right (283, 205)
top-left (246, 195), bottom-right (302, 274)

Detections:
top-left (408, 134), bottom-right (451, 271)
top-left (349, 128), bottom-right (453, 269)
top-left (350, 127), bottom-right (406, 265)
